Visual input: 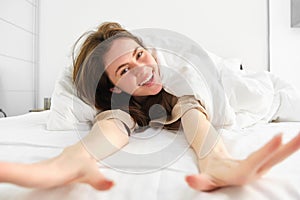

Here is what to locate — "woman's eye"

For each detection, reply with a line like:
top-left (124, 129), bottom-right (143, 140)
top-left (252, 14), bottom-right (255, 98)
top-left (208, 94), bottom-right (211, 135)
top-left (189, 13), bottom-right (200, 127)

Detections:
top-left (137, 51), bottom-right (143, 59)
top-left (120, 68), bottom-right (129, 75)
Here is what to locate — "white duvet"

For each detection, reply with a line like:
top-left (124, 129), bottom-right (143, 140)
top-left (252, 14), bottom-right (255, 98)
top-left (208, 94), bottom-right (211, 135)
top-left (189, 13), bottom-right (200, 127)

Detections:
top-left (138, 28), bottom-right (300, 131)
top-left (47, 29), bottom-right (300, 133)
top-left (221, 64), bottom-right (300, 128)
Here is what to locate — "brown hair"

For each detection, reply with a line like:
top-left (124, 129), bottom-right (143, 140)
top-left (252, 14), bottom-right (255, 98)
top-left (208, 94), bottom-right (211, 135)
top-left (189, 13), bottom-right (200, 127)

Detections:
top-left (72, 22), bottom-right (179, 130)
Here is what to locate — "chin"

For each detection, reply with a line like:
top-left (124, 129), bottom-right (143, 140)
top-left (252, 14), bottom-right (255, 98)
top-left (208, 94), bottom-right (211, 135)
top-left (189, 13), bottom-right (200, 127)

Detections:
top-left (149, 85), bottom-right (163, 95)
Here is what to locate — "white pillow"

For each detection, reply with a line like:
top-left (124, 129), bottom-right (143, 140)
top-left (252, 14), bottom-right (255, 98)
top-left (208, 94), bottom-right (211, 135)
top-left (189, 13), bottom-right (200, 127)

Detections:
top-left (46, 65), bottom-right (97, 131)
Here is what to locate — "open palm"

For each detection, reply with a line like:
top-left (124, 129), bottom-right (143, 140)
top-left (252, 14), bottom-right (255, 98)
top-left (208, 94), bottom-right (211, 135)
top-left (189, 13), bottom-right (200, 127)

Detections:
top-left (0, 145), bottom-right (113, 190)
top-left (186, 133), bottom-right (300, 191)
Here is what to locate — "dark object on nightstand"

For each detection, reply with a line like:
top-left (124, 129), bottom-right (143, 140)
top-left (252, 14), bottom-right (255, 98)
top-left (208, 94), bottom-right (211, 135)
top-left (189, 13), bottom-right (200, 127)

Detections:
top-left (0, 108), bottom-right (7, 118)
top-left (29, 109), bottom-right (46, 112)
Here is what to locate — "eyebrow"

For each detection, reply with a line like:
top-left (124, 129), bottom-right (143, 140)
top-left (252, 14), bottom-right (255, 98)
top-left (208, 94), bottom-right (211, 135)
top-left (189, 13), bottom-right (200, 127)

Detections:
top-left (115, 46), bottom-right (139, 76)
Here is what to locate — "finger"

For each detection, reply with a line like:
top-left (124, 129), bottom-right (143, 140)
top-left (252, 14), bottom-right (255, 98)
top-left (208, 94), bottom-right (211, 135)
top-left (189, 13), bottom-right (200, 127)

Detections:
top-left (90, 178), bottom-right (114, 190)
top-left (185, 174), bottom-right (219, 192)
top-left (245, 134), bottom-right (283, 171)
top-left (83, 168), bottom-right (114, 191)
top-left (257, 132), bottom-right (300, 174)
top-left (83, 174), bottom-right (114, 191)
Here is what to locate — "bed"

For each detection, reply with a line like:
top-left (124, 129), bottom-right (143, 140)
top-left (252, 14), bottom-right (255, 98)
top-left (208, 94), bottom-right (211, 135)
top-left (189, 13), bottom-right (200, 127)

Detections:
top-left (1, 28), bottom-right (300, 199)
top-left (0, 111), bottom-right (300, 200)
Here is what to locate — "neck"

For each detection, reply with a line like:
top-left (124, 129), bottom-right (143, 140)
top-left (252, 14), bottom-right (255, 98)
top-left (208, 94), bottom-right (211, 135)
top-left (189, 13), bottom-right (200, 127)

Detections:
top-left (133, 96), bottom-right (149, 104)
top-left (132, 88), bottom-right (164, 104)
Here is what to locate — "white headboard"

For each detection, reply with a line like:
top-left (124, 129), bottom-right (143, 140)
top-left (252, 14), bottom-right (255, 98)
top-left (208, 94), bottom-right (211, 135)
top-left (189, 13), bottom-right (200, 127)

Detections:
top-left (38, 0), bottom-right (268, 107)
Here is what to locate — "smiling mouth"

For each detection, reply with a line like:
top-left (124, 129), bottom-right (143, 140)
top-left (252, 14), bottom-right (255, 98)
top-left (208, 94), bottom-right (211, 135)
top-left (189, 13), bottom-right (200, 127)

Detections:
top-left (138, 73), bottom-right (154, 86)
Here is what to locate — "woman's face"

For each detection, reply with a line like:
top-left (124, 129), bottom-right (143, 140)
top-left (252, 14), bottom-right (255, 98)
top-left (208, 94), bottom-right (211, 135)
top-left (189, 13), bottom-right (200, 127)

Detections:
top-left (105, 38), bottom-right (162, 96)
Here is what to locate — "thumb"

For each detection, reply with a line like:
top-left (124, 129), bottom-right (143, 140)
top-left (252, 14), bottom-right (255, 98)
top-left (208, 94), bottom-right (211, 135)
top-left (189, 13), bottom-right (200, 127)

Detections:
top-left (90, 177), bottom-right (114, 190)
top-left (185, 174), bottom-right (218, 191)
top-left (82, 167), bottom-right (114, 190)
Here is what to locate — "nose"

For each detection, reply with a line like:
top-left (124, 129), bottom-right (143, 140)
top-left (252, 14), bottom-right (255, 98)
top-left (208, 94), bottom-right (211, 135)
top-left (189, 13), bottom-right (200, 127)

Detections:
top-left (130, 56), bottom-right (144, 67)
top-left (130, 65), bottom-right (147, 77)
top-left (128, 56), bottom-right (148, 75)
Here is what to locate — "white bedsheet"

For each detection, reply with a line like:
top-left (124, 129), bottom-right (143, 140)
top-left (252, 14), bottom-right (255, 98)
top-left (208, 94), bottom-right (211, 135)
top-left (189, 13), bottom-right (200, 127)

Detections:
top-left (0, 111), bottom-right (300, 200)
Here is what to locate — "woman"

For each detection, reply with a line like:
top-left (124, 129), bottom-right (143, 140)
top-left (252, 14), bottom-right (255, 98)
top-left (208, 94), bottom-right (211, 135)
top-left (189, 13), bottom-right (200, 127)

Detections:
top-left (0, 22), bottom-right (299, 192)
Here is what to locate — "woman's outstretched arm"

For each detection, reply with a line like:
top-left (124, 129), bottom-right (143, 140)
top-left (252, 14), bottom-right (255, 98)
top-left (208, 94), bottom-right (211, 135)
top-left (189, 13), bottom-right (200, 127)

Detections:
top-left (0, 118), bottom-right (129, 190)
top-left (181, 109), bottom-right (300, 191)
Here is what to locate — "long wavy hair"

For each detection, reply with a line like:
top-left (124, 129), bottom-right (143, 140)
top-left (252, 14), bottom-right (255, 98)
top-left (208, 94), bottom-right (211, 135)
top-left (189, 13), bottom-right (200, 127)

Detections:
top-left (72, 22), bottom-right (180, 130)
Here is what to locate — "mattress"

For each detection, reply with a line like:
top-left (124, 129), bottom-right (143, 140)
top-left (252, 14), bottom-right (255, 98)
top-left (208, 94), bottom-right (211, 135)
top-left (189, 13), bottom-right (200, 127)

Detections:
top-left (0, 111), bottom-right (300, 200)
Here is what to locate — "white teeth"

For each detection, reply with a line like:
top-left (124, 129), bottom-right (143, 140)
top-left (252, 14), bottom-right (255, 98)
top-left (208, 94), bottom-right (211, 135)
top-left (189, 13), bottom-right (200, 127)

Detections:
top-left (139, 74), bottom-right (153, 86)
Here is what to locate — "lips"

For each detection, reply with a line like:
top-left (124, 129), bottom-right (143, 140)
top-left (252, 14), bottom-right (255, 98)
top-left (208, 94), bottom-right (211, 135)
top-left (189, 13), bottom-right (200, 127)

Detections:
top-left (138, 73), bottom-right (154, 86)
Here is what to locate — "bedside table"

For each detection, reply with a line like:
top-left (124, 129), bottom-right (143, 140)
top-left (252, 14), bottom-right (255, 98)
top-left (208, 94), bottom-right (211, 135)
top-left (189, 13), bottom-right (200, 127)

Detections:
top-left (29, 98), bottom-right (51, 112)
top-left (29, 109), bottom-right (48, 112)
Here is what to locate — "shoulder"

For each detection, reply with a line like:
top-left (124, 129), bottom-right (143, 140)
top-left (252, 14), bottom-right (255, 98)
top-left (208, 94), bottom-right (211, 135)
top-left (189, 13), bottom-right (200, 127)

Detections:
top-left (173, 96), bottom-right (208, 119)
top-left (95, 109), bottom-right (138, 134)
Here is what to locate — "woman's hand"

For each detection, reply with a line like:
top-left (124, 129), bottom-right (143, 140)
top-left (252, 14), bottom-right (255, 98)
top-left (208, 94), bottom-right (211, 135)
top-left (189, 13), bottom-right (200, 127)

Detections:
top-left (0, 118), bottom-right (130, 190)
top-left (0, 144), bottom-right (114, 190)
top-left (185, 133), bottom-right (300, 191)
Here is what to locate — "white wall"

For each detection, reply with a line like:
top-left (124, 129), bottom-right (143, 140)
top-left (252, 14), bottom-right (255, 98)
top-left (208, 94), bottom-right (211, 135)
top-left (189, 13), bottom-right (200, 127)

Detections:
top-left (7, 1), bottom-right (300, 115)
top-left (0, 0), bottom-right (37, 116)
top-left (270, 0), bottom-right (300, 89)
top-left (2, 1), bottom-right (298, 116)
top-left (38, 0), bottom-right (268, 108)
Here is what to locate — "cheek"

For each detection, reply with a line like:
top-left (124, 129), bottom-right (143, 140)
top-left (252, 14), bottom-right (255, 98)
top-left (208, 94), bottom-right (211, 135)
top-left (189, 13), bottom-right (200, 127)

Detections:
top-left (115, 75), bottom-right (137, 93)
